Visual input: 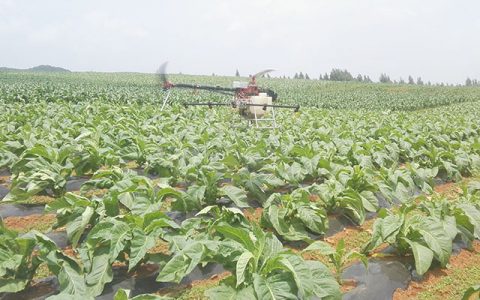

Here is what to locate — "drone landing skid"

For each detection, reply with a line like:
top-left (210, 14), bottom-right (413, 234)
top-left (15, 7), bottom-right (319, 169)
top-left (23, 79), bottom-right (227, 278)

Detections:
top-left (245, 107), bottom-right (277, 129)
top-left (161, 89), bottom-right (171, 111)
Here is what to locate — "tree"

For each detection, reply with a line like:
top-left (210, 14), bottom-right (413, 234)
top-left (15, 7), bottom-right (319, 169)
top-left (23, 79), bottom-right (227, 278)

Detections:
top-left (356, 74), bottom-right (363, 82)
top-left (294, 73), bottom-right (298, 79)
top-left (324, 73), bottom-right (329, 80)
top-left (379, 73), bottom-right (391, 83)
top-left (305, 73), bottom-right (310, 80)
top-left (399, 78), bottom-right (405, 84)
top-left (466, 78), bottom-right (472, 86)
top-left (408, 75), bottom-right (415, 84)
top-left (329, 69), bottom-right (353, 81)
top-left (363, 75), bottom-right (372, 83)
top-left (298, 72), bottom-right (305, 79)
top-left (235, 69), bottom-right (240, 77)
top-left (416, 77), bottom-right (424, 85)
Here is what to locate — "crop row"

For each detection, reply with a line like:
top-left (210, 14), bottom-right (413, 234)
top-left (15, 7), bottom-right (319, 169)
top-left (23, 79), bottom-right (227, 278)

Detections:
top-left (2, 165), bottom-right (480, 299)
top-left (2, 72), bottom-right (480, 110)
top-left (1, 72), bottom-right (480, 298)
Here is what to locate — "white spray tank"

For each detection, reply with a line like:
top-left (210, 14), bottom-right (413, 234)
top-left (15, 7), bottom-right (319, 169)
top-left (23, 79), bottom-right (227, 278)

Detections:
top-left (249, 93), bottom-right (272, 117)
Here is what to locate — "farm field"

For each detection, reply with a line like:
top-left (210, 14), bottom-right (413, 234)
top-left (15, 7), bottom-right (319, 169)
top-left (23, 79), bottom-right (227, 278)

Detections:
top-left (1, 71), bottom-right (480, 300)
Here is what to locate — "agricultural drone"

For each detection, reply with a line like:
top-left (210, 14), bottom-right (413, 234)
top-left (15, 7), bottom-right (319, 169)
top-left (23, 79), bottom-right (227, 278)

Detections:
top-left (158, 62), bottom-right (299, 128)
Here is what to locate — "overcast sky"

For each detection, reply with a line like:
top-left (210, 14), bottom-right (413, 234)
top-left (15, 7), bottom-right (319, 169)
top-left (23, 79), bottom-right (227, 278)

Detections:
top-left (1, 0), bottom-right (479, 83)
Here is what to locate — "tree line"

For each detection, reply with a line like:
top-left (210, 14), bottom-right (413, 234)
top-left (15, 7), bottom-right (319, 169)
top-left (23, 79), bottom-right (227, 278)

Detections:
top-left (465, 78), bottom-right (480, 86)
top-left (235, 68), bottom-right (476, 86)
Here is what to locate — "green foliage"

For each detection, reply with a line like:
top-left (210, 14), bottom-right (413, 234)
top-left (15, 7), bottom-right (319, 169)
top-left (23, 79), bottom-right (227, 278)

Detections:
top-left (418, 195), bottom-right (480, 248)
top-left (303, 239), bottom-right (367, 283)
top-left (4, 144), bottom-right (73, 200)
top-left (207, 224), bottom-right (341, 300)
top-left (113, 288), bottom-right (172, 299)
top-left (462, 284), bottom-right (480, 300)
top-left (261, 189), bottom-right (328, 241)
top-left (2, 71), bottom-right (480, 298)
top-left (363, 203), bottom-right (460, 275)
top-left (0, 220), bottom-right (41, 293)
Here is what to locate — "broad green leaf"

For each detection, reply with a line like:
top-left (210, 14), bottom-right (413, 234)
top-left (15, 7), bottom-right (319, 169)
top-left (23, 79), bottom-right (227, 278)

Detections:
top-left (0, 278), bottom-right (30, 293)
top-left (57, 260), bottom-right (87, 295)
top-left (205, 278), bottom-right (256, 300)
top-left (196, 205), bottom-right (217, 216)
top-left (156, 187), bottom-right (182, 200)
top-left (417, 218), bottom-right (452, 267)
top-left (108, 220), bottom-right (133, 261)
top-left (302, 241), bottom-right (335, 256)
top-left (129, 228), bottom-right (155, 271)
top-left (67, 206), bottom-right (94, 248)
top-left (113, 288), bottom-right (173, 300)
top-left (262, 233), bottom-right (284, 261)
top-left (278, 255), bottom-right (313, 298)
top-left (236, 251), bottom-right (253, 287)
top-left (46, 294), bottom-right (91, 300)
top-left (297, 206), bottom-right (327, 234)
top-left (252, 273), bottom-right (297, 300)
top-left (360, 190), bottom-right (378, 212)
top-left (114, 288), bottom-right (130, 300)
top-left (457, 203), bottom-right (480, 239)
top-left (380, 215), bottom-right (403, 242)
top-left (219, 185), bottom-right (249, 207)
top-left (172, 185), bottom-right (204, 211)
top-left (403, 238), bottom-right (434, 275)
top-left (85, 248), bottom-right (113, 296)
top-left (156, 242), bottom-right (204, 283)
top-left (215, 225), bottom-right (255, 253)
top-left (306, 260), bottom-right (341, 300)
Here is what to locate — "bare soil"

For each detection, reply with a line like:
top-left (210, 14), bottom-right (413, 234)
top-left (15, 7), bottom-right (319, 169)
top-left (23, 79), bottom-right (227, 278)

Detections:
top-left (434, 181), bottom-right (462, 198)
top-left (3, 213), bottom-right (56, 232)
top-left (393, 241), bottom-right (480, 300)
top-left (244, 207), bottom-right (263, 224)
top-left (0, 175), bottom-right (10, 184)
top-left (157, 271), bottom-right (231, 299)
top-left (324, 218), bottom-right (374, 249)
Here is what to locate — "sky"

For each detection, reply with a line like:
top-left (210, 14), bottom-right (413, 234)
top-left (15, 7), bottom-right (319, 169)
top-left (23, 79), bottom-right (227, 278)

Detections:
top-left (1, 0), bottom-right (479, 84)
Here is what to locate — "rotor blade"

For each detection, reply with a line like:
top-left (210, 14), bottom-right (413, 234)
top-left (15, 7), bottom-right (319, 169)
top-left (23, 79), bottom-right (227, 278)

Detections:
top-left (156, 62), bottom-right (169, 85)
top-left (253, 69), bottom-right (275, 78)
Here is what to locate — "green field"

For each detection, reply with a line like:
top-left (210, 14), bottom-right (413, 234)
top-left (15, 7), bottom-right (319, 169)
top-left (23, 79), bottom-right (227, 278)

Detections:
top-left (2, 71), bottom-right (479, 110)
top-left (1, 71), bottom-right (480, 299)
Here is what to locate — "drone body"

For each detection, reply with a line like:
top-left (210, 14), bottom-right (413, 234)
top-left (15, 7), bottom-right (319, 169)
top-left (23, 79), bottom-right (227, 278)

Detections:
top-left (158, 63), bottom-right (299, 128)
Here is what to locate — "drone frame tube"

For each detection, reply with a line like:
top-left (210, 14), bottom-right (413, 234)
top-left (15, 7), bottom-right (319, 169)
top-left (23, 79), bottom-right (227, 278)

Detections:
top-left (182, 102), bottom-right (300, 112)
